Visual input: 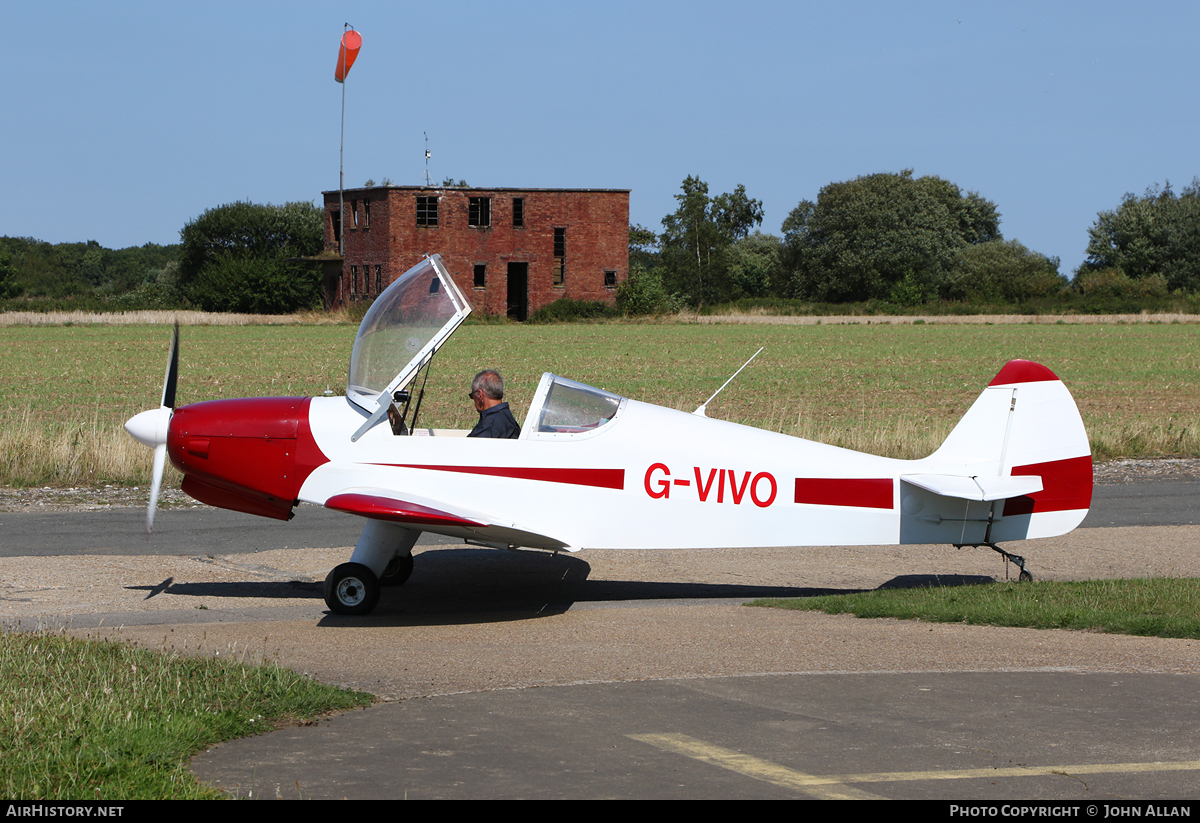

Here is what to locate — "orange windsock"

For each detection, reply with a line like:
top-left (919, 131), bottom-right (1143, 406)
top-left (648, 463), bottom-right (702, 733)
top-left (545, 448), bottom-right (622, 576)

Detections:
top-left (335, 30), bottom-right (362, 83)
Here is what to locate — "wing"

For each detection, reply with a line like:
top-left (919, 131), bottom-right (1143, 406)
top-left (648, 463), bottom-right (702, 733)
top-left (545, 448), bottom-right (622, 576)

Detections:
top-left (323, 488), bottom-right (575, 552)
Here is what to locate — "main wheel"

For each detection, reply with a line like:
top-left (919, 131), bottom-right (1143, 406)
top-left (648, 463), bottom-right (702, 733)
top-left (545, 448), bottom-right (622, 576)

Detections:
top-left (380, 553), bottom-right (414, 587)
top-left (324, 562), bottom-right (381, 615)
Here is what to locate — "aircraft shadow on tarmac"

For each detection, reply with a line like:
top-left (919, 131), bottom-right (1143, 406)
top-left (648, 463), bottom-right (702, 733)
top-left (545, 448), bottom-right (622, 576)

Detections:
top-left (124, 549), bottom-right (999, 627)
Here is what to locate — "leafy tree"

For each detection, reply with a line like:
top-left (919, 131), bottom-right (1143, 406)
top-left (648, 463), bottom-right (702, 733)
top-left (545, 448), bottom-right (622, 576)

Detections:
top-left (0, 242), bottom-right (18, 299)
top-left (628, 223), bottom-right (660, 273)
top-left (1080, 179), bottom-right (1200, 293)
top-left (725, 231), bottom-right (783, 299)
top-left (177, 201), bottom-right (324, 313)
top-left (616, 262), bottom-right (680, 316)
top-left (659, 176), bottom-right (763, 305)
top-left (1075, 268), bottom-right (1170, 299)
top-left (945, 240), bottom-right (1065, 302)
top-left (783, 170), bottom-right (1000, 302)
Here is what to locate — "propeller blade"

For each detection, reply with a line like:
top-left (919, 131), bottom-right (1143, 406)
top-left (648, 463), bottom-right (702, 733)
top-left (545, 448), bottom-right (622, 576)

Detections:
top-left (147, 442), bottom-right (166, 536)
top-left (161, 321), bottom-right (179, 410)
top-left (146, 322), bottom-right (179, 537)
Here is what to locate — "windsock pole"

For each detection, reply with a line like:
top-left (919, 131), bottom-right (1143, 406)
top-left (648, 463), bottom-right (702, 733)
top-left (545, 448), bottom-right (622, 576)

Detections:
top-left (336, 25), bottom-right (362, 257)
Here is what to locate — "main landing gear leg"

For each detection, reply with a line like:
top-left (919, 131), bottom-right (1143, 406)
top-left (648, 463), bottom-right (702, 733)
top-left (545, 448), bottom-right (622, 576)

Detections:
top-left (324, 521), bottom-right (421, 614)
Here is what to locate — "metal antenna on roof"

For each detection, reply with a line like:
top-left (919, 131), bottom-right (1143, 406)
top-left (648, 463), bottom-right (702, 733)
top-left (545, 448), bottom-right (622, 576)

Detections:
top-left (424, 132), bottom-right (432, 187)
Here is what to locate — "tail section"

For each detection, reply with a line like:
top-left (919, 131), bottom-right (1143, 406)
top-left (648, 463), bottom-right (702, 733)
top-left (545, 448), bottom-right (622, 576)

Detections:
top-left (899, 360), bottom-right (1092, 544)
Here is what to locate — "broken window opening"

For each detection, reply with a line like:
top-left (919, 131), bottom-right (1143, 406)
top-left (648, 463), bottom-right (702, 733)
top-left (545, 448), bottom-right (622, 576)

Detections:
top-left (553, 227), bottom-right (566, 287)
top-left (469, 197), bottom-right (491, 227)
top-left (330, 210), bottom-right (342, 249)
top-left (416, 196), bottom-right (439, 227)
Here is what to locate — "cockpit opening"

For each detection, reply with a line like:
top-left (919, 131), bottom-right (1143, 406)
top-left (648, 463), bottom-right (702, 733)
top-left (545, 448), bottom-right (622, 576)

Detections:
top-left (345, 255), bottom-right (626, 441)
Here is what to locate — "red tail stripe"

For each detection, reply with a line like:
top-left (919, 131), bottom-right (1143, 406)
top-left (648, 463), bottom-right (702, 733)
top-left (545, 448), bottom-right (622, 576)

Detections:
top-left (1005, 455), bottom-right (1093, 515)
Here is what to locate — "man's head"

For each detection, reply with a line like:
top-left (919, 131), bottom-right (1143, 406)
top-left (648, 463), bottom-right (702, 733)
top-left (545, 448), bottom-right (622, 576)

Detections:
top-left (470, 370), bottom-right (505, 412)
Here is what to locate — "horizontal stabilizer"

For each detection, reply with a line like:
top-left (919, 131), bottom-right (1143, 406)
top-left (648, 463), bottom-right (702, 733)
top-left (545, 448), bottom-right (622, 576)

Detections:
top-left (901, 473), bottom-right (1043, 502)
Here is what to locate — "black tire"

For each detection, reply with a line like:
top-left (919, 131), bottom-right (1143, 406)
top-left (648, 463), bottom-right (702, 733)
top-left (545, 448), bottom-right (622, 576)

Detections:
top-left (324, 562), bottom-right (381, 615)
top-left (380, 552), bottom-right (414, 587)
top-left (1018, 569), bottom-right (1034, 582)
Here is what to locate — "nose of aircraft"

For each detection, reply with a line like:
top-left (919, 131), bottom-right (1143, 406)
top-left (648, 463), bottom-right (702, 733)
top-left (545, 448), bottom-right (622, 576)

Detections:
top-left (125, 406), bottom-right (172, 448)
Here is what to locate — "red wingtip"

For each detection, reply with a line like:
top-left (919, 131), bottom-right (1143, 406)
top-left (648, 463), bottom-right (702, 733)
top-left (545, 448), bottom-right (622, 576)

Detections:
top-left (988, 359), bottom-right (1060, 386)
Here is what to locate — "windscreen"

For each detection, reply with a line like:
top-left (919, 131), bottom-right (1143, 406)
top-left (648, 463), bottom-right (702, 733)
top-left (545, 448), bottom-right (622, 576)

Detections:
top-left (346, 255), bottom-right (470, 411)
top-left (535, 376), bottom-right (624, 434)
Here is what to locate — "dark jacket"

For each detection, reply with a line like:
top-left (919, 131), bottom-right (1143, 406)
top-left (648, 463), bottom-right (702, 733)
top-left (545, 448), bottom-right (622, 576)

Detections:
top-left (468, 402), bottom-right (521, 439)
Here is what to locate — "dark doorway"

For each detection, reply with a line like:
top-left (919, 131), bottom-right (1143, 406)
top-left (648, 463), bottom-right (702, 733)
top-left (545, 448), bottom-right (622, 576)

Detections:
top-left (506, 262), bottom-right (528, 321)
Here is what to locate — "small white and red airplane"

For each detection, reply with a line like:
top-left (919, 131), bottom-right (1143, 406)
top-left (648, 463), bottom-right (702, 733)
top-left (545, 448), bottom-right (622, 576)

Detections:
top-left (126, 255), bottom-right (1093, 615)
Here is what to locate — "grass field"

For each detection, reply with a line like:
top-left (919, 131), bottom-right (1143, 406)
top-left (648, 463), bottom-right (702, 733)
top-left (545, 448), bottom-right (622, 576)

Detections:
top-left (0, 629), bottom-right (372, 800)
top-left (1, 319), bottom-right (1197, 487)
top-left (751, 577), bottom-right (1200, 639)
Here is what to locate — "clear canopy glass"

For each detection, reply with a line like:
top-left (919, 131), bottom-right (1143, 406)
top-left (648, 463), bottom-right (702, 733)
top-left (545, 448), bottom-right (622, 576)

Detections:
top-left (347, 255), bottom-right (471, 411)
top-left (525, 374), bottom-right (626, 439)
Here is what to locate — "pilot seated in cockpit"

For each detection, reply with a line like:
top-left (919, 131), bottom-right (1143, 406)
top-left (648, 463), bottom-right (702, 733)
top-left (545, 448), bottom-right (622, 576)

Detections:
top-left (467, 370), bottom-right (521, 439)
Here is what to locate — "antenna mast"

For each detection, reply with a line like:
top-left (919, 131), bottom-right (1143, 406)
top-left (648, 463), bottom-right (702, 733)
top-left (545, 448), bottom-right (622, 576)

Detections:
top-left (424, 132), bottom-right (432, 187)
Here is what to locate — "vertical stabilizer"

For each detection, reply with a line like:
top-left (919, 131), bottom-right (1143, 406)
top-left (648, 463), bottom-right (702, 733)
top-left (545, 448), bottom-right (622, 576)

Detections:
top-left (904, 360), bottom-right (1092, 543)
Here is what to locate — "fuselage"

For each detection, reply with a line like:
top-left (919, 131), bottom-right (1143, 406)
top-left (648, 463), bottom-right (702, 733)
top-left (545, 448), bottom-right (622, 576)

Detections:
top-left (166, 391), bottom-right (1091, 551)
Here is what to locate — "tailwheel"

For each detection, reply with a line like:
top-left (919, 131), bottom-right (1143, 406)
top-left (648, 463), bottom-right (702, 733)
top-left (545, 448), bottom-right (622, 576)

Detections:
top-left (988, 543), bottom-right (1032, 582)
top-left (324, 562), bottom-right (381, 615)
top-left (380, 553), bottom-right (414, 587)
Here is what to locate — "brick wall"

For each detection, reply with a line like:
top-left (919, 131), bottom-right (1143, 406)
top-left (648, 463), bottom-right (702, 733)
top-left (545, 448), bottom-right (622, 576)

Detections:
top-left (324, 186), bottom-right (629, 318)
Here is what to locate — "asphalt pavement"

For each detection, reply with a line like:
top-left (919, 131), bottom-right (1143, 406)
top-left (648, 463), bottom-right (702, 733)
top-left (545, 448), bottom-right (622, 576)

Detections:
top-left (3, 479), bottom-right (1199, 800)
top-left (3, 479), bottom-right (1195, 557)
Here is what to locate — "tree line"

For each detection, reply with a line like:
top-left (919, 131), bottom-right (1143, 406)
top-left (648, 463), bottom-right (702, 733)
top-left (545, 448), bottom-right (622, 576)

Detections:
top-left (1, 201), bottom-right (324, 313)
top-left (0, 238), bottom-right (180, 303)
top-left (620, 171), bottom-right (1200, 314)
top-left (3, 174), bottom-right (1198, 315)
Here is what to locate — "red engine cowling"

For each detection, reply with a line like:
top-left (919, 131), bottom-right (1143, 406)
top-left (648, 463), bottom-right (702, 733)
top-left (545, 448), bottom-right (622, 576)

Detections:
top-left (167, 397), bottom-right (328, 520)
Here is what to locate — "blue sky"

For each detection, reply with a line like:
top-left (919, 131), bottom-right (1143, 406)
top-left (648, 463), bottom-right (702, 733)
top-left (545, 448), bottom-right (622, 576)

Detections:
top-left (3, 1), bottom-right (1197, 276)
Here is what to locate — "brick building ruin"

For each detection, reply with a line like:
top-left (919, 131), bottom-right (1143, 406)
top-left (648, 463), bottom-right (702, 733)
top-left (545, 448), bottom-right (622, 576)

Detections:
top-left (323, 185), bottom-right (630, 320)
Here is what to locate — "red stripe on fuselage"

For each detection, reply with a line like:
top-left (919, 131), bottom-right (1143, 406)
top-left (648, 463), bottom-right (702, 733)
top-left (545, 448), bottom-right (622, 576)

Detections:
top-left (1004, 455), bottom-right (1093, 515)
top-left (794, 478), bottom-right (894, 509)
top-left (378, 464), bottom-right (626, 490)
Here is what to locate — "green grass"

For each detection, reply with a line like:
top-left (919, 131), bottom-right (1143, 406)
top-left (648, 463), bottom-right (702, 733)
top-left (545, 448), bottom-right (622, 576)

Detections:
top-left (1, 320), bottom-right (1198, 486)
top-left (750, 578), bottom-right (1200, 639)
top-left (0, 630), bottom-right (372, 800)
